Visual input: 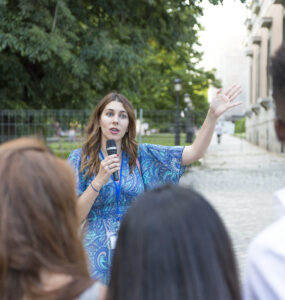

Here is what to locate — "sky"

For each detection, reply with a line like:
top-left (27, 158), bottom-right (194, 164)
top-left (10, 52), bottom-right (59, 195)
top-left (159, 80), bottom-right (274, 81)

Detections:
top-left (198, 0), bottom-right (249, 113)
top-left (199, 0), bottom-right (248, 70)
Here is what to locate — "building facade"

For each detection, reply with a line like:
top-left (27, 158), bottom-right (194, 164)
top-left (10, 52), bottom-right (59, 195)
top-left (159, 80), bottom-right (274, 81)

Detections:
top-left (245, 0), bottom-right (285, 152)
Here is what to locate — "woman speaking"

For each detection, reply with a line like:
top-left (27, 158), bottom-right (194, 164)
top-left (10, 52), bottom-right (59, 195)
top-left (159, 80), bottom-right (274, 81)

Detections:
top-left (68, 86), bottom-right (241, 283)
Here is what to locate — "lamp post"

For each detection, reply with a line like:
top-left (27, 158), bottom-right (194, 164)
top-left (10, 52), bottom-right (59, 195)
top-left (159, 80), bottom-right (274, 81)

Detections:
top-left (184, 93), bottom-right (193, 143)
top-left (174, 78), bottom-right (182, 145)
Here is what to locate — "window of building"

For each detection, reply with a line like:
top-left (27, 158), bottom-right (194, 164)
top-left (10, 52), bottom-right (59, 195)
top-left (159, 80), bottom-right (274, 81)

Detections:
top-left (250, 59), bottom-right (253, 104)
top-left (267, 30), bottom-right (272, 96)
top-left (257, 46), bottom-right (261, 99)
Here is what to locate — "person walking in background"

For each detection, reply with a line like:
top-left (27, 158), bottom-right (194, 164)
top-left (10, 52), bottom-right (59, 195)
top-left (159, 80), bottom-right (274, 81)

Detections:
top-left (0, 138), bottom-right (106, 300)
top-left (215, 122), bottom-right (223, 144)
top-left (67, 86), bottom-right (241, 283)
top-left (243, 44), bottom-right (285, 300)
top-left (107, 184), bottom-right (241, 300)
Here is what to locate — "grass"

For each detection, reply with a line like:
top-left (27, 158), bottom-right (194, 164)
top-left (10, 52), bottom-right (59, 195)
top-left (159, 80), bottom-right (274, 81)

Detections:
top-left (48, 133), bottom-right (192, 159)
top-left (140, 133), bottom-right (189, 146)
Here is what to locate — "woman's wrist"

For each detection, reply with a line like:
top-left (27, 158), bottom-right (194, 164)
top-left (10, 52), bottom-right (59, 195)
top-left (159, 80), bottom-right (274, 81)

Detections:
top-left (208, 107), bottom-right (218, 122)
top-left (90, 180), bottom-right (103, 193)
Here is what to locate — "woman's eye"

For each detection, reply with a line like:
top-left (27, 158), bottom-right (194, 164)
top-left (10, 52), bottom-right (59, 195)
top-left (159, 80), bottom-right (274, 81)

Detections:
top-left (120, 114), bottom-right (128, 119)
top-left (106, 112), bottom-right (113, 117)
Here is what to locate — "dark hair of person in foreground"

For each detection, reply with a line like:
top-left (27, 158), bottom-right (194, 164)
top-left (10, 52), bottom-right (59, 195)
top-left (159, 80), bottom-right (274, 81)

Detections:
top-left (0, 137), bottom-right (93, 300)
top-left (271, 43), bottom-right (285, 141)
top-left (107, 184), bottom-right (241, 300)
top-left (271, 43), bottom-right (285, 105)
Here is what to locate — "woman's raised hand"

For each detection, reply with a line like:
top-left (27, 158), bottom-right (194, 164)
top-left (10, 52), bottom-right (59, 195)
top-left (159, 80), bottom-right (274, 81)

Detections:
top-left (210, 85), bottom-right (242, 119)
top-left (95, 154), bottom-right (121, 187)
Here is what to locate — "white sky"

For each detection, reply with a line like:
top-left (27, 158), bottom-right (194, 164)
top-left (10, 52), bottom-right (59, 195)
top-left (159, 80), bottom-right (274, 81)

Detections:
top-left (199, 0), bottom-right (248, 70)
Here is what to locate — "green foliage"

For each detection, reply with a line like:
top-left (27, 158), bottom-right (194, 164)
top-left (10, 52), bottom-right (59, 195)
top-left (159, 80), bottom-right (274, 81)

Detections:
top-left (235, 118), bottom-right (246, 134)
top-left (1, 0), bottom-right (243, 113)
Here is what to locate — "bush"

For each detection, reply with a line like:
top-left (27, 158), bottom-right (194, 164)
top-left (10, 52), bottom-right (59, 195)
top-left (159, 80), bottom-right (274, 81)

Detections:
top-left (235, 118), bottom-right (245, 134)
top-left (54, 151), bottom-right (72, 159)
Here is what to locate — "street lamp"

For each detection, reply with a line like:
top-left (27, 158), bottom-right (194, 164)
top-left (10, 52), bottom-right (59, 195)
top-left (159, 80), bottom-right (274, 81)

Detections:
top-left (184, 93), bottom-right (194, 143)
top-left (174, 78), bottom-right (182, 145)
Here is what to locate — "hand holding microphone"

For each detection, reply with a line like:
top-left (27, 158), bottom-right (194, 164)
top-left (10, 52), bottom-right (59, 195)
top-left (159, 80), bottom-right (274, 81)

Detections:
top-left (94, 140), bottom-right (120, 187)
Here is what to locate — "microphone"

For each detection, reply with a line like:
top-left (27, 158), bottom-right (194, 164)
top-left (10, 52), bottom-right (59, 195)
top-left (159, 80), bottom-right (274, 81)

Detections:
top-left (106, 139), bottom-right (119, 181)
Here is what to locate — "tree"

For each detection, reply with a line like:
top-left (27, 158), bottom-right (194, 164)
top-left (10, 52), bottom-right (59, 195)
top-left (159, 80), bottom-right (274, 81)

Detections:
top-left (0, 0), bottom-right (244, 110)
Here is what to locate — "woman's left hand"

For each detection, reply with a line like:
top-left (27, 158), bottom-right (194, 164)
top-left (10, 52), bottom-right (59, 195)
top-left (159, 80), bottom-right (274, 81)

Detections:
top-left (210, 84), bottom-right (242, 119)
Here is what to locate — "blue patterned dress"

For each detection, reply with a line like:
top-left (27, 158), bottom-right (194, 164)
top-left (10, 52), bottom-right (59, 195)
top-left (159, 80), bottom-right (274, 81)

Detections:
top-left (67, 143), bottom-right (185, 283)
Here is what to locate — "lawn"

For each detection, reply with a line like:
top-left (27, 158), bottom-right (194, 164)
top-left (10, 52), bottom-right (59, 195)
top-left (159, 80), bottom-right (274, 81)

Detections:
top-left (48, 133), bottom-right (191, 159)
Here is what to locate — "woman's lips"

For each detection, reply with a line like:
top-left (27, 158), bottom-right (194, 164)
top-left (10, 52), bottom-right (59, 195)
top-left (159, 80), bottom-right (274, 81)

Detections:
top-left (110, 128), bottom-right (120, 134)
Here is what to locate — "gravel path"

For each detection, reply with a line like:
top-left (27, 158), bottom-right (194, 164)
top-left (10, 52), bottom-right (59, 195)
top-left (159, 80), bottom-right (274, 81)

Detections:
top-left (180, 134), bottom-right (285, 277)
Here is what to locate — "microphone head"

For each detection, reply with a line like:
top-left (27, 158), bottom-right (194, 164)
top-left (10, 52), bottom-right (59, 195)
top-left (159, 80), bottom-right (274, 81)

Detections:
top-left (106, 139), bottom-right (116, 148)
top-left (106, 139), bottom-right (117, 155)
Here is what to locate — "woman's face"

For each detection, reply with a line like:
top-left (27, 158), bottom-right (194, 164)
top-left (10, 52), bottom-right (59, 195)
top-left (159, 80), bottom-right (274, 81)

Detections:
top-left (99, 101), bottom-right (129, 146)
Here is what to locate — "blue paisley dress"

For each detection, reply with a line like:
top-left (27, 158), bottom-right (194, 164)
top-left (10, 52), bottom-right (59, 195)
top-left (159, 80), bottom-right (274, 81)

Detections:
top-left (67, 143), bottom-right (185, 284)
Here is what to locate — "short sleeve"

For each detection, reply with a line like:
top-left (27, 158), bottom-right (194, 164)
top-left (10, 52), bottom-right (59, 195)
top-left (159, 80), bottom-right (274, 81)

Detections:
top-left (67, 148), bottom-right (87, 196)
top-left (138, 143), bottom-right (185, 190)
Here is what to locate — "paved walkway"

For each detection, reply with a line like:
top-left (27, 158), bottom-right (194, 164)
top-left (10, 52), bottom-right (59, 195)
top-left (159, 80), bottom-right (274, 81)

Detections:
top-left (180, 134), bottom-right (285, 278)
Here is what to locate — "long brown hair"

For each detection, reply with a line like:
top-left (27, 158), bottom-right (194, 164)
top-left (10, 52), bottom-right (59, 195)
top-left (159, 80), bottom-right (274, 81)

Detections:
top-left (0, 137), bottom-right (93, 300)
top-left (81, 92), bottom-right (138, 178)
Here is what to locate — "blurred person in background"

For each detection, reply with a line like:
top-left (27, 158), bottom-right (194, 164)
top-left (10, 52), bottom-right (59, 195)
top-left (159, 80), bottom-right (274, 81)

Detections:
top-left (215, 122), bottom-right (223, 144)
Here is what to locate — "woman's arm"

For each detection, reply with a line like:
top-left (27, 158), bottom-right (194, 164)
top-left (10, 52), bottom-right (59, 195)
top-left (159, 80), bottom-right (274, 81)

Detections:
top-left (77, 178), bottom-right (103, 223)
top-left (181, 85), bottom-right (242, 166)
top-left (77, 154), bottom-right (120, 223)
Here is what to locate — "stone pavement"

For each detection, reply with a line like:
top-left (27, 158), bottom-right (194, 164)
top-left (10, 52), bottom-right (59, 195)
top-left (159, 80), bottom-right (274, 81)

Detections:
top-left (180, 133), bottom-right (285, 278)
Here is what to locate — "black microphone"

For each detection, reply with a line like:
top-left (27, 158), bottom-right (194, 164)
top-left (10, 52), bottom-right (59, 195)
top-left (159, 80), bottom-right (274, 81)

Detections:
top-left (106, 139), bottom-right (119, 181)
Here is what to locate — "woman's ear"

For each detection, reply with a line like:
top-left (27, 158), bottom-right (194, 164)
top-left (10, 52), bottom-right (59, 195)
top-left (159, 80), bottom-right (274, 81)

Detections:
top-left (274, 117), bottom-right (285, 141)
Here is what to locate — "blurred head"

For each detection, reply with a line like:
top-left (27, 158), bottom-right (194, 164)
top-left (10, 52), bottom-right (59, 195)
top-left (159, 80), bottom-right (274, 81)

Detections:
top-left (108, 184), bottom-right (241, 300)
top-left (271, 43), bottom-right (285, 141)
top-left (81, 92), bottom-right (138, 177)
top-left (0, 137), bottom-right (91, 299)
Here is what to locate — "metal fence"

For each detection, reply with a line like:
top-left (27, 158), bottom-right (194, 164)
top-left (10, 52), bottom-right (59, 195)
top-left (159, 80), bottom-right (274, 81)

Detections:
top-left (0, 109), bottom-right (90, 141)
top-left (0, 109), bottom-right (206, 157)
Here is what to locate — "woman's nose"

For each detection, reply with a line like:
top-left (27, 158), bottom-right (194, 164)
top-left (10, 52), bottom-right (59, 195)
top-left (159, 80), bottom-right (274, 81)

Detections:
top-left (112, 115), bottom-right (119, 123)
